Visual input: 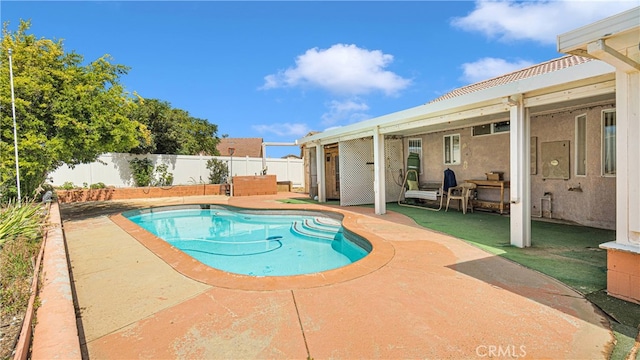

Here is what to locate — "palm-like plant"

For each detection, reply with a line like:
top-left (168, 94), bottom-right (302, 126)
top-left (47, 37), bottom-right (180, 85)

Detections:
top-left (0, 201), bottom-right (43, 248)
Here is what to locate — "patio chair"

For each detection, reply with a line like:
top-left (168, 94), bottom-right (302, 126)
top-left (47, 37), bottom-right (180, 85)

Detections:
top-left (446, 182), bottom-right (477, 214)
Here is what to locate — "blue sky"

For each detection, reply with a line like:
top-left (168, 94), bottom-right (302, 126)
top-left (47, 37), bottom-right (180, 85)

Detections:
top-left (2, 1), bottom-right (638, 157)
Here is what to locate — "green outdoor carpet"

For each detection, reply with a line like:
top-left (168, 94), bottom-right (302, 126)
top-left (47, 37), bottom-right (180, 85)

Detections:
top-left (386, 202), bottom-right (611, 294)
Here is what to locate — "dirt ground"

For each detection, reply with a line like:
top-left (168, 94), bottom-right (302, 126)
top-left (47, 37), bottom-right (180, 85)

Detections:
top-left (0, 312), bottom-right (25, 359)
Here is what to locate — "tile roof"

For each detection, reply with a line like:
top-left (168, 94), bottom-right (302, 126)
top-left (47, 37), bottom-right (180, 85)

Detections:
top-left (429, 55), bottom-right (595, 103)
top-left (217, 138), bottom-right (263, 157)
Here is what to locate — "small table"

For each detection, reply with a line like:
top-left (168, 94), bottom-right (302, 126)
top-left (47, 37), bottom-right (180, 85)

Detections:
top-left (465, 180), bottom-right (510, 214)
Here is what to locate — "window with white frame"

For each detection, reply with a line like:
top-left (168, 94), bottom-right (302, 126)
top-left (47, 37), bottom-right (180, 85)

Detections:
top-left (576, 114), bottom-right (587, 176)
top-left (602, 109), bottom-right (616, 176)
top-left (443, 134), bottom-right (460, 165)
top-left (472, 121), bottom-right (510, 136)
top-left (408, 138), bottom-right (423, 174)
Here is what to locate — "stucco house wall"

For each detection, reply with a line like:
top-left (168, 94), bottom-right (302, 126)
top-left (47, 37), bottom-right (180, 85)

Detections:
top-left (411, 128), bottom-right (510, 184)
top-left (409, 127), bottom-right (511, 205)
top-left (407, 102), bottom-right (616, 230)
top-left (530, 103), bottom-right (616, 229)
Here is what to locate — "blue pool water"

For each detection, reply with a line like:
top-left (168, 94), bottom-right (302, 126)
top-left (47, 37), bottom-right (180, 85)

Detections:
top-left (123, 206), bottom-right (370, 276)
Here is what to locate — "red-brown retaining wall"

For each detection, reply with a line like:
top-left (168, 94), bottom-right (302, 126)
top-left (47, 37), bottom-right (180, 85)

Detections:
top-left (56, 184), bottom-right (227, 203)
top-left (232, 175), bottom-right (277, 196)
top-left (30, 203), bottom-right (82, 360)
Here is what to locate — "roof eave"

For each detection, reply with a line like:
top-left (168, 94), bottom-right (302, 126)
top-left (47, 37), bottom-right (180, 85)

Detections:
top-left (298, 59), bottom-right (614, 145)
top-left (558, 6), bottom-right (640, 55)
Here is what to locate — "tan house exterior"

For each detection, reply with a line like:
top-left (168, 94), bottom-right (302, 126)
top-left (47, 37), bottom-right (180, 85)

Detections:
top-left (298, 7), bottom-right (639, 303)
top-left (301, 54), bottom-right (617, 228)
top-left (406, 69), bottom-right (617, 230)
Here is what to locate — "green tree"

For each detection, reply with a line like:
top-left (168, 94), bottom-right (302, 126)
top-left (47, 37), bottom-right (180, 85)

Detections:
top-left (128, 98), bottom-right (179, 154)
top-left (174, 109), bottom-right (220, 155)
top-left (0, 20), bottom-right (148, 199)
top-left (129, 98), bottom-right (220, 156)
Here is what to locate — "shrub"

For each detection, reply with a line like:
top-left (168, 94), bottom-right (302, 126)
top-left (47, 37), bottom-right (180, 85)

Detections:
top-left (129, 158), bottom-right (155, 187)
top-left (154, 164), bottom-right (174, 186)
top-left (89, 182), bottom-right (107, 189)
top-left (206, 158), bottom-right (228, 184)
top-left (0, 201), bottom-right (43, 248)
top-left (129, 158), bottom-right (174, 187)
top-left (60, 181), bottom-right (76, 190)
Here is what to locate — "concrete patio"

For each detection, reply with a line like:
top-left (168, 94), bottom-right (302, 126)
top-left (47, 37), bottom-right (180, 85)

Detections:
top-left (60, 193), bottom-right (614, 359)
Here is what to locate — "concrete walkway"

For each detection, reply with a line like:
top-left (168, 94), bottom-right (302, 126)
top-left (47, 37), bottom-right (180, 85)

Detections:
top-left (61, 194), bottom-right (614, 359)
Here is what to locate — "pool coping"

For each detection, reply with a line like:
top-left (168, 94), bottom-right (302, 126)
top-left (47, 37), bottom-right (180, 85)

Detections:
top-left (57, 194), bottom-right (616, 359)
top-left (110, 204), bottom-right (396, 291)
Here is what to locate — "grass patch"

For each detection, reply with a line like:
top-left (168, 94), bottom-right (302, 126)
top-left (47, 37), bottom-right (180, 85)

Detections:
top-left (0, 234), bottom-right (41, 315)
top-left (0, 201), bottom-right (44, 316)
top-left (277, 197), bottom-right (340, 206)
top-left (277, 198), bottom-right (316, 204)
top-left (610, 323), bottom-right (640, 360)
top-left (586, 290), bottom-right (640, 329)
top-left (0, 201), bottom-right (45, 359)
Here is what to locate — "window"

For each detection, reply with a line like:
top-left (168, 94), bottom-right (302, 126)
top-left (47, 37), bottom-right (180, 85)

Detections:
top-left (472, 124), bottom-right (492, 136)
top-left (576, 114), bottom-right (587, 176)
top-left (493, 121), bottom-right (510, 133)
top-left (408, 138), bottom-right (422, 155)
top-left (602, 109), bottom-right (616, 176)
top-left (443, 134), bottom-right (460, 165)
top-left (472, 121), bottom-right (510, 136)
top-left (408, 138), bottom-right (423, 174)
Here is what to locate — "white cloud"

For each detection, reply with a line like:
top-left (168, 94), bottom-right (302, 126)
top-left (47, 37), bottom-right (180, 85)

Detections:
top-left (261, 44), bottom-right (412, 96)
top-left (323, 125), bottom-right (343, 132)
top-left (252, 122), bottom-right (311, 137)
top-left (452, 0), bottom-right (638, 44)
top-left (321, 99), bottom-right (370, 126)
top-left (461, 57), bottom-right (535, 83)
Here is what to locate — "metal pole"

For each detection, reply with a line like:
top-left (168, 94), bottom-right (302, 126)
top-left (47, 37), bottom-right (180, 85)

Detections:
top-left (229, 153), bottom-right (233, 196)
top-left (228, 147), bottom-right (235, 197)
top-left (8, 49), bottom-right (21, 205)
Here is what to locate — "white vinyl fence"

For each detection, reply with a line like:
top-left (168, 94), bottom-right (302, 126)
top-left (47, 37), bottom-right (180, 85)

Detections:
top-left (48, 153), bottom-right (304, 188)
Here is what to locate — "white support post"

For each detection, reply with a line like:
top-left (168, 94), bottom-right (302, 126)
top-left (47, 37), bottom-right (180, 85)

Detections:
top-left (315, 143), bottom-right (326, 203)
top-left (508, 95), bottom-right (531, 248)
top-left (614, 69), bottom-right (640, 248)
top-left (373, 127), bottom-right (386, 215)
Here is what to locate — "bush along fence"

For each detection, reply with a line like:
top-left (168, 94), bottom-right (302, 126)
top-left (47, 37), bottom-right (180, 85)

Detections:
top-left (48, 153), bottom-right (304, 189)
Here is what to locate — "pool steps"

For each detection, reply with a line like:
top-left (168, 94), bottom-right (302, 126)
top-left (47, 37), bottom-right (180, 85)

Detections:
top-left (290, 217), bottom-right (342, 241)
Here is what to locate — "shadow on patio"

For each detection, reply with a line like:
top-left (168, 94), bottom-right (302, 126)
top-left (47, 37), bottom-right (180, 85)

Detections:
top-left (383, 202), bottom-right (640, 358)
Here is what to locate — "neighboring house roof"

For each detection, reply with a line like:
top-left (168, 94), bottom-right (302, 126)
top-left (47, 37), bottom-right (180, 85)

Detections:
top-left (217, 138), bottom-right (263, 157)
top-left (281, 154), bottom-right (301, 159)
top-left (429, 55), bottom-right (594, 103)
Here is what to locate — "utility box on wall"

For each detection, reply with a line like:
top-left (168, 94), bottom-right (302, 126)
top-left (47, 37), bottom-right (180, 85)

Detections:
top-left (541, 140), bottom-right (570, 180)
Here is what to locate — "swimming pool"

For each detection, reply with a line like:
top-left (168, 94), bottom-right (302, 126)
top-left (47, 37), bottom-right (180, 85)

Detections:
top-left (123, 205), bottom-right (370, 276)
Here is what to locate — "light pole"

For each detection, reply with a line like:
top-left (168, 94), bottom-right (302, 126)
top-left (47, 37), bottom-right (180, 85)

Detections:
top-left (8, 48), bottom-right (21, 205)
top-left (228, 147), bottom-right (235, 196)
